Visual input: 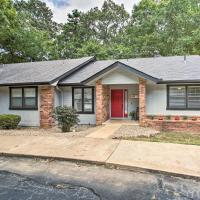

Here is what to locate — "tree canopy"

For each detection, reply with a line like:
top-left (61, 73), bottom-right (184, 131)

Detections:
top-left (0, 0), bottom-right (199, 63)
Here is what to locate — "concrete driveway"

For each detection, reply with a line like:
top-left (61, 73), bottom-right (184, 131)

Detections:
top-left (0, 135), bottom-right (200, 178)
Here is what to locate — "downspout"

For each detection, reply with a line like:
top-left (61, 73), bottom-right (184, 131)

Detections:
top-left (56, 85), bottom-right (63, 106)
top-left (51, 80), bottom-right (63, 106)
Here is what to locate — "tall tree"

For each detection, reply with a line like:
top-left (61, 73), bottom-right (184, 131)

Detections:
top-left (0, 0), bottom-right (59, 63)
top-left (160, 0), bottom-right (200, 55)
top-left (58, 0), bottom-right (130, 59)
top-left (14, 0), bottom-right (59, 37)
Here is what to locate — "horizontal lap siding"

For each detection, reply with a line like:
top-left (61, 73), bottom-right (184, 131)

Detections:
top-left (0, 86), bottom-right (40, 126)
top-left (62, 87), bottom-right (96, 124)
top-left (146, 84), bottom-right (200, 116)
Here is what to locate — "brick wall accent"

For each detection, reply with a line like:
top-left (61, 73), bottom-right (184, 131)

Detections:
top-left (40, 86), bottom-right (55, 128)
top-left (146, 118), bottom-right (200, 133)
top-left (139, 78), bottom-right (146, 126)
top-left (96, 80), bottom-right (110, 125)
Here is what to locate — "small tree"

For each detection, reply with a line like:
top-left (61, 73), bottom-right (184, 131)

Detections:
top-left (53, 106), bottom-right (79, 132)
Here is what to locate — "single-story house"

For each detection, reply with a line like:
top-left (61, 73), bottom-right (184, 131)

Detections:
top-left (0, 55), bottom-right (200, 132)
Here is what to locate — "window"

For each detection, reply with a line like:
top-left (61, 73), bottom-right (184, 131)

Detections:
top-left (72, 87), bottom-right (94, 113)
top-left (167, 85), bottom-right (200, 110)
top-left (188, 86), bottom-right (200, 108)
top-left (10, 87), bottom-right (38, 110)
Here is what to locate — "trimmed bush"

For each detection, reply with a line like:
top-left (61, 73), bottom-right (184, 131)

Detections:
top-left (0, 114), bottom-right (21, 129)
top-left (53, 106), bottom-right (79, 132)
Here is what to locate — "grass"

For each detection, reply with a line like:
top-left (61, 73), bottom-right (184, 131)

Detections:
top-left (122, 132), bottom-right (200, 146)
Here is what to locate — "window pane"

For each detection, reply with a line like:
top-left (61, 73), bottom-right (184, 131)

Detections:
top-left (11, 88), bottom-right (22, 97)
top-left (11, 98), bottom-right (22, 107)
top-left (24, 98), bottom-right (36, 107)
top-left (84, 88), bottom-right (93, 112)
top-left (169, 86), bottom-right (186, 108)
top-left (24, 88), bottom-right (36, 97)
top-left (74, 88), bottom-right (82, 112)
top-left (188, 86), bottom-right (200, 108)
top-left (11, 88), bottom-right (22, 107)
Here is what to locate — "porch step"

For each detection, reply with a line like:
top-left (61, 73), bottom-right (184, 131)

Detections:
top-left (103, 119), bottom-right (139, 126)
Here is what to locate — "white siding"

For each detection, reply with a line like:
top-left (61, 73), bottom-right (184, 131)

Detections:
top-left (102, 68), bottom-right (139, 85)
top-left (146, 83), bottom-right (200, 116)
top-left (61, 86), bottom-right (96, 124)
top-left (0, 86), bottom-right (40, 126)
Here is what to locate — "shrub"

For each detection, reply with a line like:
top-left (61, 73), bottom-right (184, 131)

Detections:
top-left (166, 115), bottom-right (171, 120)
top-left (148, 115), bottom-right (155, 120)
top-left (53, 106), bottom-right (79, 132)
top-left (182, 116), bottom-right (188, 120)
top-left (0, 114), bottom-right (21, 129)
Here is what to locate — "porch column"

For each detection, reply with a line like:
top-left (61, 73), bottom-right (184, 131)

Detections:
top-left (40, 86), bottom-right (55, 128)
top-left (96, 80), bottom-right (110, 125)
top-left (139, 78), bottom-right (146, 126)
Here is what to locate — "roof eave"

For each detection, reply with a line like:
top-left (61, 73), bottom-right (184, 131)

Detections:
top-left (157, 80), bottom-right (200, 84)
top-left (0, 81), bottom-right (50, 86)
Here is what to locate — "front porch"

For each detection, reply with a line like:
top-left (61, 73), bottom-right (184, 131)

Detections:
top-left (95, 78), bottom-right (146, 126)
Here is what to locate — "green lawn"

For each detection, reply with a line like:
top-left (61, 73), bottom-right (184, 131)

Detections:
top-left (122, 132), bottom-right (200, 146)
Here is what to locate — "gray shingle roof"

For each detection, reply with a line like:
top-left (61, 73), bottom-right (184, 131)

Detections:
top-left (60, 60), bottom-right (116, 84)
top-left (0, 55), bottom-right (200, 85)
top-left (120, 55), bottom-right (200, 82)
top-left (0, 57), bottom-right (94, 85)
top-left (60, 55), bottom-right (200, 84)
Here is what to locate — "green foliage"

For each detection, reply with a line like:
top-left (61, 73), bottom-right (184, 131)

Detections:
top-left (0, 114), bottom-right (21, 129)
top-left (166, 115), bottom-right (171, 120)
top-left (0, 0), bottom-right (199, 63)
top-left (121, 132), bottom-right (200, 146)
top-left (182, 116), bottom-right (188, 120)
top-left (0, 0), bottom-right (59, 63)
top-left (53, 106), bottom-right (79, 132)
top-left (129, 111), bottom-right (136, 120)
top-left (147, 115), bottom-right (155, 120)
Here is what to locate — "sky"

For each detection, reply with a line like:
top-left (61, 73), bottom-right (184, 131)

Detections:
top-left (42, 0), bottom-right (141, 23)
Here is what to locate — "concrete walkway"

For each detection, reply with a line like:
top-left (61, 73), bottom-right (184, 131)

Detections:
top-left (0, 135), bottom-right (200, 178)
top-left (86, 119), bottom-right (139, 139)
top-left (86, 124), bottom-right (122, 139)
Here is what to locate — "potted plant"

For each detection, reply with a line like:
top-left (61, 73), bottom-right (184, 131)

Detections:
top-left (174, 116), bottom-right (180, 120)
top-left (182, 116), bottom-right (188, 120)
top-left (191, 116), bottom-right (198, 121)
top-left (148, 115), bottom-right (154, 120)
top-left (158, 116), bottom-right (164, 120)
top-left (129, 111), bottom-right (136, 120)
top-left (166, 115), bottom-right (171, 120)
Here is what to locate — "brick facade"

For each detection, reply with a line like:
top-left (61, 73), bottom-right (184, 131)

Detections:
top-left (146, 117), bottom-right (200, 133)
top-left (40, 86), bottom-right (55, 128)
top-left (96, 80), bottom-right (110, 125)
top-left (139, 78), bottom-right (146, 126)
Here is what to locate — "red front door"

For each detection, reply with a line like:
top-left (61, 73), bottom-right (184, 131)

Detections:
top-left (111, 90), bottom-right (123, 118)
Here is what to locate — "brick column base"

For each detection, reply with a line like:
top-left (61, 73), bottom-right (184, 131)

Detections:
top-left (40, 86), bottom-right (55, 128)
top-left (96, 80), bottom-right (110, 125)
